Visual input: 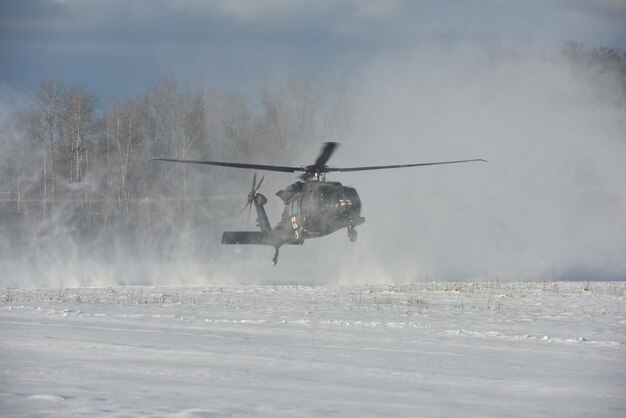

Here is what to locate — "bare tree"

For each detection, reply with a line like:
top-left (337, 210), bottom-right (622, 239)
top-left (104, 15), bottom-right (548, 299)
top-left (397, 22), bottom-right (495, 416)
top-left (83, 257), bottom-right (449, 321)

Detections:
top-left (0, 121), bottom-right (27, 215)
top-left (259, 86), bottom-right (289, 157)
top-left (148, 77), bottom-right (185, 191)
top-left (24, 80), bottom-right (64, 219)
top-left (104, 99), bottom-right (143, 215)
top-left (220, 92), bottom-right (251, 156)
top-left (561, 41), bottom-right (584, 60)
top-left (257, 77), bottom-right (326, 161)
top-left (62, 85), bottom-right (97, 183)
top-left (180, 92), bottom-right (207, 212)
top-left (288, 76), bottom-right (316, 138)
top-left (101, 99), bottom-right (121, 222)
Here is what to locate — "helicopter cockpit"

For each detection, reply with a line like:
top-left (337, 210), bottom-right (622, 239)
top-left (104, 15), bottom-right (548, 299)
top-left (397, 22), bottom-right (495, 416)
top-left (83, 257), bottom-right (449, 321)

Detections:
top-left (312, 186), bottom-right (360, 214)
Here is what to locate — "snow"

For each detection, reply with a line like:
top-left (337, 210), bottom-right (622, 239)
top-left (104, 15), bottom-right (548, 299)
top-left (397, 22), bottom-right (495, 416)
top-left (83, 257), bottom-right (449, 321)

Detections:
top-left (1, 282), bottom-right (624, 417)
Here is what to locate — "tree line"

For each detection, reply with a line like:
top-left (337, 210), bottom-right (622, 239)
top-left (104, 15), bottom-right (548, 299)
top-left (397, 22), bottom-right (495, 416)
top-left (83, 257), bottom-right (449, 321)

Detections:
top-left (1, 76), bottom-right (342, 261)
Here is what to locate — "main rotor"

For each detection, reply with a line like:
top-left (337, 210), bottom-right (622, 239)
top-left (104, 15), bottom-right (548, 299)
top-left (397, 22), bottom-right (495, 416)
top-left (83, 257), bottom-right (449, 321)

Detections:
top-left (150, 142), bottom-right (486, 181)
top-left (297, 141), bottom-right (337, 181)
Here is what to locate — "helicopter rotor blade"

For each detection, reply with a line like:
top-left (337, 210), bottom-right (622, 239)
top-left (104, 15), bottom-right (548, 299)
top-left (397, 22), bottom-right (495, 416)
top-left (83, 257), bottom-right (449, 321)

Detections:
top-left (239, 200), bottom-right (252, 217)
top-left (331, 159), bottom-right (487, 172)
top-left (149, 158), bottom-right (299, 173)
top-left (296, 142), bottom-right (339, 180)
top-left (150, 150), bottom-right (486, 178)
top-left (312, 142), bottom-right (338, 169)
top-left (239, 173), bottom-right (257, 218)
top-left (239, 173), bottom-right (264, 222)
top-left (255, 175), bottom-right (264, 193)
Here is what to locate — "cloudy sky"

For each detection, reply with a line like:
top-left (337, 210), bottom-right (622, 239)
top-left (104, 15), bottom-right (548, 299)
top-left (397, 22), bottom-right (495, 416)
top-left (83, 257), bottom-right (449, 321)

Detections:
top-left (1, 0), bottom-right (625, 99)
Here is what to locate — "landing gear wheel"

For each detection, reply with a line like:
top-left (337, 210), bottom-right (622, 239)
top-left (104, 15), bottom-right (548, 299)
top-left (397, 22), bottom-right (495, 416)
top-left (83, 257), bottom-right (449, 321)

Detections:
top-left (272, 247), bottom-right (280, 266)
top-left (348, 226), bottom-right (358, 243)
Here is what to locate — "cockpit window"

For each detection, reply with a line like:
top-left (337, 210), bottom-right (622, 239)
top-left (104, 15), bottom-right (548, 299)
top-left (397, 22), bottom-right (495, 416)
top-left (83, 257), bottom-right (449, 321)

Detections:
top-left (290, 198), bottom-right (301, 215)
top-left (318, 187), bottom-right (339, 201)
top-left (343, 187), bottom-right (361, 205)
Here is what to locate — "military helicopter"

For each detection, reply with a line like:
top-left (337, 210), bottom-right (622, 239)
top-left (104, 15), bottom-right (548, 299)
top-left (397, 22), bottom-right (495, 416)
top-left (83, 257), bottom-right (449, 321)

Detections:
top-left (151, 142), bottom-right (485, 265)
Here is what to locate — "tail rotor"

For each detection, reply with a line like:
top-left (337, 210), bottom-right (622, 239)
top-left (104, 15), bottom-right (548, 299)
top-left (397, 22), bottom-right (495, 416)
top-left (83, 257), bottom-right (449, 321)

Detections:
top-left (240, 173), bottom-right (265, 221)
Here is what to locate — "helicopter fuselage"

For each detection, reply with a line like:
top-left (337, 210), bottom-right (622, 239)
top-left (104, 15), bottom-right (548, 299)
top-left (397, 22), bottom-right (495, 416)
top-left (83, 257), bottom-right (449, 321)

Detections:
top-left (221, 179), bottom-right (365, 264)
top-left (272, 180), bottom-right (365, 243)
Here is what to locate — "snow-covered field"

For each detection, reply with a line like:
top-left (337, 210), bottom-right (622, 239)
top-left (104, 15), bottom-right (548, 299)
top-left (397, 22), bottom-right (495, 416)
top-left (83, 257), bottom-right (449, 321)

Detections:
top-left (1, 281), bottom-right (624, 417)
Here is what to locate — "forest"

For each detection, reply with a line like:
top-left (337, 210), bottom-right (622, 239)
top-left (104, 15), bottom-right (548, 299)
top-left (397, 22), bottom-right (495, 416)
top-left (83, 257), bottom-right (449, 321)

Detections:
top-left (0, 74), bottom-right (348, 262)
top-left (1, 43), bottom-right (624, 264)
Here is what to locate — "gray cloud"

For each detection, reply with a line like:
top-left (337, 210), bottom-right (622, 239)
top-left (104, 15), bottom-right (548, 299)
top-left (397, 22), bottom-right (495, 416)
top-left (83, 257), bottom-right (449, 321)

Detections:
top-left (1, 0), bottom-right (625, 98)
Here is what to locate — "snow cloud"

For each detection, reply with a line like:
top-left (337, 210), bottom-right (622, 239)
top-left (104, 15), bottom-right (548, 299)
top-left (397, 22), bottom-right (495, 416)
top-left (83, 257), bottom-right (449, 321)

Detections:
top-left (323, 49), bottom-right (626, 281)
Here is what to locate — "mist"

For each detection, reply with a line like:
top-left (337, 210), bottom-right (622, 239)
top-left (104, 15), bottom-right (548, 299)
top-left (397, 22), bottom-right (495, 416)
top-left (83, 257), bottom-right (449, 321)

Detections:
top-left (1, 45), bottom-right (625, 287)
top-left (333, 47), bottom-right (626, 282)
top-left (280, 46), bottom-right (626, 283)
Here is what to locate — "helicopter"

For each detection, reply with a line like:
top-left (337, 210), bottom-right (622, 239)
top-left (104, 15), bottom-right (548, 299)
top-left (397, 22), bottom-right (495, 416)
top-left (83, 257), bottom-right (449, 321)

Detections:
top-left (151, 142), bottom-right (485, 265)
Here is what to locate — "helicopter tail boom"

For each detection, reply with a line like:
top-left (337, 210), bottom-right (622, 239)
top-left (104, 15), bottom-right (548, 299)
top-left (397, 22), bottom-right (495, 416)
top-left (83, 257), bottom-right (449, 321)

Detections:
top-left (221, 231), bottom-right (264, 245)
